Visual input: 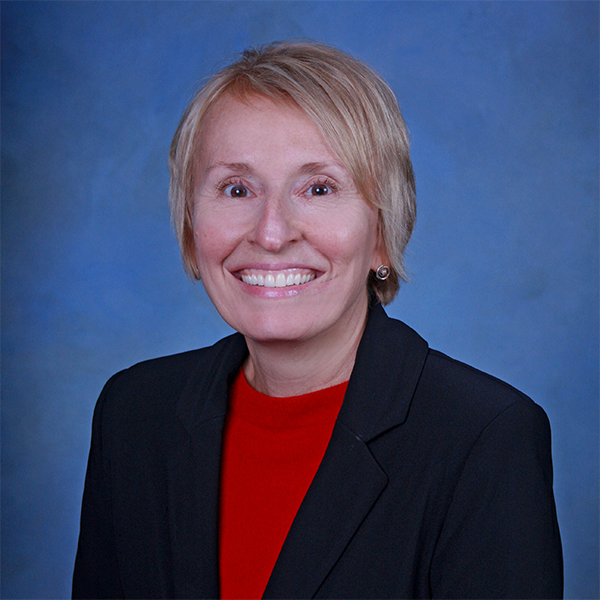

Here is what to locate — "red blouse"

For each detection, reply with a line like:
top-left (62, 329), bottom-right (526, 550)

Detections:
top-left (219, 369), bottom-right (347, 599)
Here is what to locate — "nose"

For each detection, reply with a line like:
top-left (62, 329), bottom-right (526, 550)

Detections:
top-left (250, 193), bottom-right (300, 252)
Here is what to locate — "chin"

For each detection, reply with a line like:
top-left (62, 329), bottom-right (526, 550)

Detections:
top-left (241, 322), bottom-right (314, 344)
top-left (233, 309), bottom-right (323, 344)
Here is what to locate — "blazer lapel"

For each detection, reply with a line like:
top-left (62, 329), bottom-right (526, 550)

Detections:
top-left (262, 423), bottom-right (387, 599)
top-left (161, 307), bottom-right (428, 598)
top-left (167, 417), bottom-right (225, 598)
top-left (168, 333), bottom-right (248, 598)
top-left (264, 305), bottom-right (429, 599)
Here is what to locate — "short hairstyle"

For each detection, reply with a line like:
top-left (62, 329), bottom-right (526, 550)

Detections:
top-left (169, 40), bottom-right (416, 305)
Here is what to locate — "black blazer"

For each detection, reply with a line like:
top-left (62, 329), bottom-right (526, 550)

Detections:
top-left (73, 305), bottom-right (562, 599)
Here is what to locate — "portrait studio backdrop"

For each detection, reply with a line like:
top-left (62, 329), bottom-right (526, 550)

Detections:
top-left (2, 2), bottom-right (598, 598)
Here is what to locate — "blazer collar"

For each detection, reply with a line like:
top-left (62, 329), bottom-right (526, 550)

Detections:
top-left (338, 303), bottom-right (429, 442)
top-left (170, 304), bottom-right (429, 598)
top-left (175, 303), bottom-right (428, 441)
top-left (175, 332), bottom-right (248, 434)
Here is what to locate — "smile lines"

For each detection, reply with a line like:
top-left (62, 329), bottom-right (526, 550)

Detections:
top-left (239, 270), bottom-right (317, 288)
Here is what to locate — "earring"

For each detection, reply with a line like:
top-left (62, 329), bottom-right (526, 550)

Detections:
top-left (376, 265), bottom-right (390, 281)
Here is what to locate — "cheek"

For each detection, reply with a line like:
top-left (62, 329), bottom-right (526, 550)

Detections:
top-left (323, 207), bottom-right (379, 264)
top-left (192, 212), bottom-right (228, 268)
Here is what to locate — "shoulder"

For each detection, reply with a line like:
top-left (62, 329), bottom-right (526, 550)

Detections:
top-left (93, 333), bottom-right (246, 432)
top-left (413, 348), bottom-right (550, 449)
top-left (372, 305), bottom-right (549, 440)
top-left (422, 348), bottom-right (540, 413)
top-left (353, 305), bottom-right (550, 443)
top-left (109, 332), bottom-right (243, 389)
top-left (368, 304), bottom-right (544, 424)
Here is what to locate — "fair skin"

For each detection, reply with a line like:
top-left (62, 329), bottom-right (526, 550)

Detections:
top-left (192, 94), bottom-right (385, 397)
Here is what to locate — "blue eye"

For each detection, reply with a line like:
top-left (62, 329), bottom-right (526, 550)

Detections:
top-left (308, 183), bottom-right (331, 196)
top-left (224, 184), bottom-right (249, 198)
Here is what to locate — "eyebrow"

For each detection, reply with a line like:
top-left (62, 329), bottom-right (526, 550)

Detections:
top-left (205, 162), bottom-right (253, 176)
top-left (205, 161), bottom-right (343, 177)
top-left (298, 162), bottom-right (342, 175)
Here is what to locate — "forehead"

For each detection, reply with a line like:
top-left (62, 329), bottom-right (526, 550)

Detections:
top-left (203, 92), bottom-right (311, 128)
top-left (197, 94), bottom-right (337, 162)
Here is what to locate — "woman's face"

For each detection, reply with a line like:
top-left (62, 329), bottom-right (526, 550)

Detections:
top-left (192, 95), bottom-right (384, 345)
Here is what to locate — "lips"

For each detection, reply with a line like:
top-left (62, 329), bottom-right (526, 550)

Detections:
top-left (237, 268), bottom-right (317, 288)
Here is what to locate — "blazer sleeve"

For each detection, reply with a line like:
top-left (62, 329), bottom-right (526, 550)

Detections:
top-left (430, 399), bottom-right (563, 599)
top-left (72, 374), bottom-right (124, 599)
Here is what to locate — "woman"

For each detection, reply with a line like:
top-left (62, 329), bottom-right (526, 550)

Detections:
top-left (73, 41), bottom-right (562, 599)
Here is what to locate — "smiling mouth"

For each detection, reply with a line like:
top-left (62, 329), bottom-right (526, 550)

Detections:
top-left (238, 269), bottom-right (317, 288)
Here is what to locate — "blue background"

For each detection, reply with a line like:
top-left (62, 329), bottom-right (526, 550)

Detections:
top-left (2, 2), bottom-right (598, 598)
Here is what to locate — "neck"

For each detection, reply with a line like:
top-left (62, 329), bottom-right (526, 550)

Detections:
top-left (242, 304), bottom-right (369, 398)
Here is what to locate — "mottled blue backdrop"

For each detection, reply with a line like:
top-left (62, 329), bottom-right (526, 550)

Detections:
top-left (2, 2), bottom-right (598, 598)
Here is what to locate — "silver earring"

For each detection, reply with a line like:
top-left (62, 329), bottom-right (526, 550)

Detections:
top-left (376, 265), bottom-right (390, 281)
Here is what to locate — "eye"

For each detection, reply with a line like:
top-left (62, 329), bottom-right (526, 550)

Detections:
top-left (307, 180), bottom-right (337, 197)
top-left (223, 184), bottom-right (250, 198)
top-left (309, 184), bottom-right (330, 196)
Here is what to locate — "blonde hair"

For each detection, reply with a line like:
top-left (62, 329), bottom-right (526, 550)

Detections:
top-left (169, 41), bottom-right (416, 304)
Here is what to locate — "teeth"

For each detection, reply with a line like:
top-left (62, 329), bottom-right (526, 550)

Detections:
top-left (240, 271), bottom-right (316, 288)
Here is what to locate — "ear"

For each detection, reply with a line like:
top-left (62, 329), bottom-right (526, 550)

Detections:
top-left (370, 226), bottom-right (389, 272)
